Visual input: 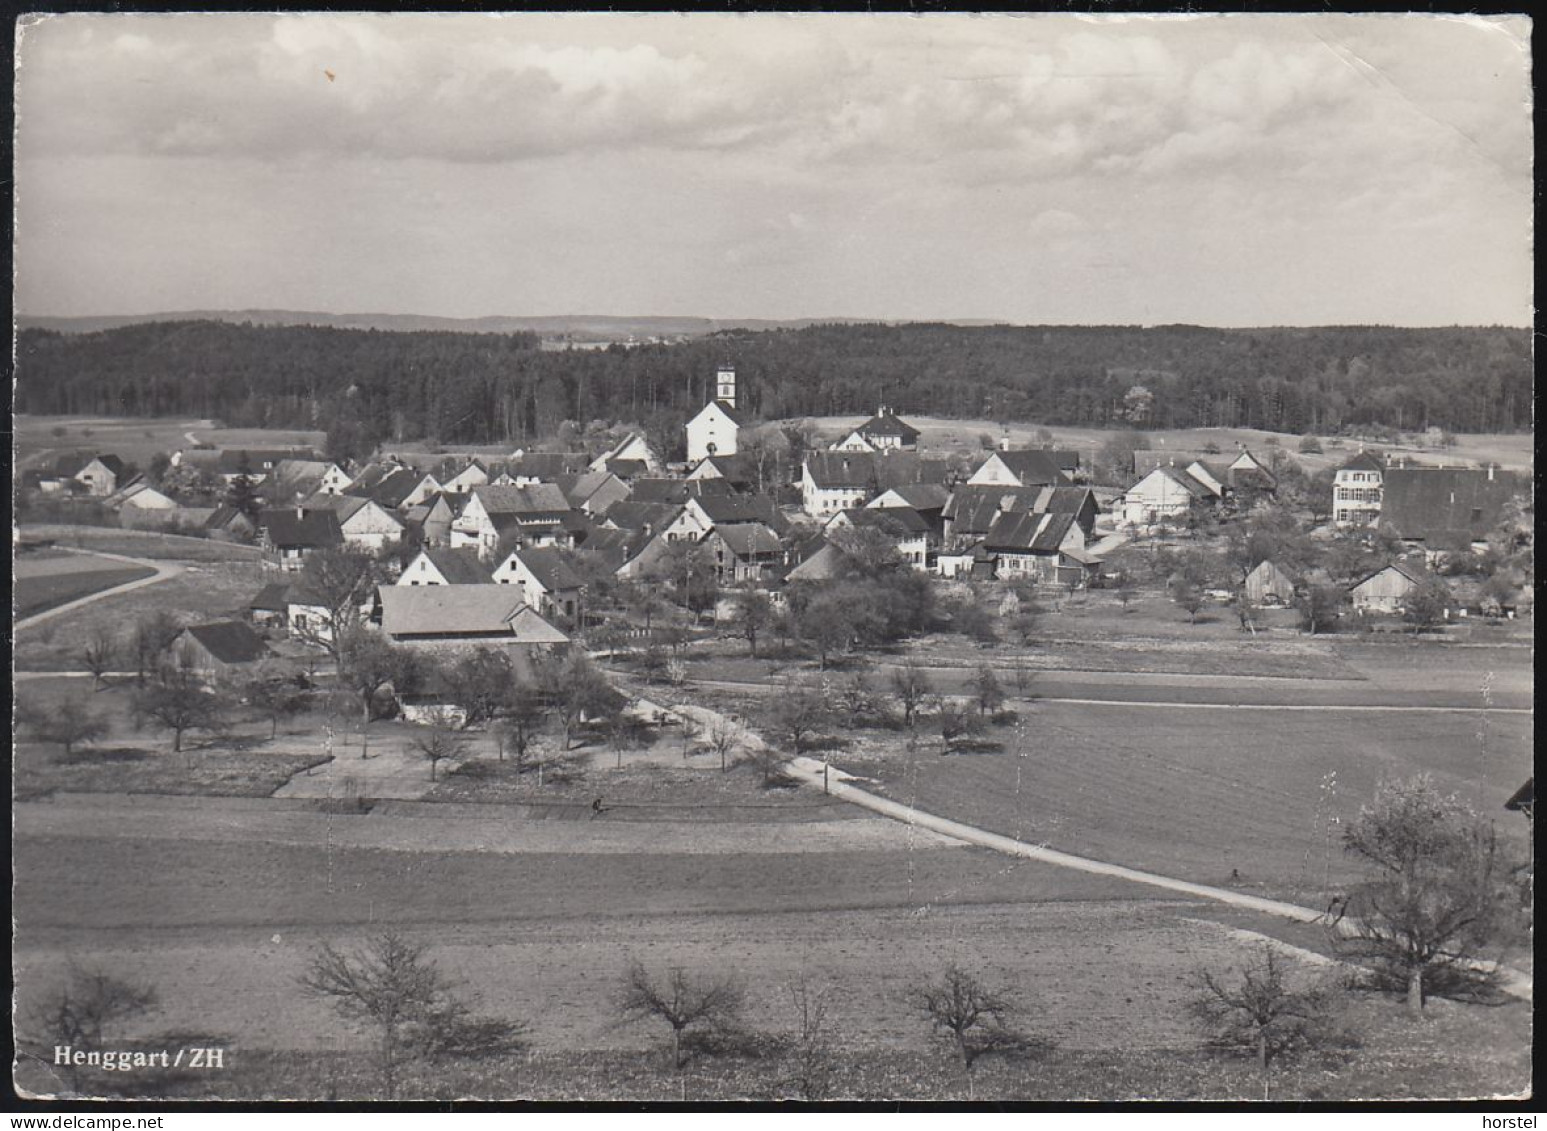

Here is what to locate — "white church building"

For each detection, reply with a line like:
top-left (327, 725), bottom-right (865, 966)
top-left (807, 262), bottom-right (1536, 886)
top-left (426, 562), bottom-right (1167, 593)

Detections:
top-left (685, 366), bottom-right (748, 464)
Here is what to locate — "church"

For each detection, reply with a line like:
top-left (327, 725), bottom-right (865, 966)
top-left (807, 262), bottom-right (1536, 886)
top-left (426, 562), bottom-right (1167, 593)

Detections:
top-left (685, 366), bottom-right (748, 463)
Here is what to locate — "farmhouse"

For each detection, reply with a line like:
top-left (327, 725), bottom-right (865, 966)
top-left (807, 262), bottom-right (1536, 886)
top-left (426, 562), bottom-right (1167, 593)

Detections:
top-left (113, 480), bottom-right (180, 514)
top-left (1118, 466), bottom-right (1215, 529)
top-left (490, 547), bottom-right (586, 622)
top-left (589, 433), bottom-right (662, 475)
top-left (832, 406), bottom-right (920, 453)
top-left (802, 452), bottom-right (879, 517)
top-left (553, 470), bottom-right (631, 516)
top-left (438, 458), bottom-right (490, 494)
top-left (247, 582), bottom-right (292, 628)
top-left (349, 464), bottom-right (443, 511)
top-left (404, 493), bottom-right (458, 546)
top-left (1332, 450), bottom-right (1385, 526)
top-left (172, 621), bottom-right (272, 678)
top-left (205, 504), bottom-right (259, 542)
top-left (259, 507), bottom-right (344, 571)
top-left (967, 449), bottom-right (1070, 489)
top-left (504, 451), bottom-right (591, 483)
top-left (74, 454), bottom-right (127, 496)
top-left (211, 449), bottom-right (322, 483)
top-left (308, 494), bottom-right (406, 552)
top-left (375, 585), bottom-right (570, 648)
top-left (826, 507), bottom-right (933, 569)
top-left (1379, 465), bottom-right (1521, 557)
top-left (703, 523), bottom-right (785, 584)
top-left (398, 547), bottom-right (491, 586)
top-left (452, 483), bottom-right (572, 555)
top-left (981, 510), bottom-right (1095, 586)
top-left (687, 453), bottom-right (761, 491)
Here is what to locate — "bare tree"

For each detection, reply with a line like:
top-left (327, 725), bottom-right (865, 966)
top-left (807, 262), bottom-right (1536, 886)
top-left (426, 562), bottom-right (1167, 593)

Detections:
top-left (129, 611), bottom-right (181, 687)
top-left (132, 661), bottom-right (228, 754)
top-left (728, 586), bottom-right (773, 658)
top-left (910, 964), bottom-right (1045, 1098)
top-left (618, 961), bottom-right (746, 1071)
top-left (705, 712), bottom-right (742, 773)
top-left (782, 975), bottom-right (839, 1101)
top-left (79, 626), bottom-right (119, 691)
top-left (29, 964), bottom-right (159, 1095)
top-left (1189, 944), bottom-right (1346, 1100)
top-left (493, 684), bottom-right (546, 768)
top-left (17, 695), bottom-right (110, 758)
top-left (301, 932), bottom-right (522, 1100)
top-left (890, 659), bottom-right (933, 728)
top-left (1170, 579), bottom-right (1207, 625)
top-left (294, 547), bottom-right (381, 675)
top-left (245, 664), bottom-right (308, 739)
top-left (765, 677), bottom-right (829, 760)
top-left (933, 695), bottom-right (980, 755)
top-left (1335, 774), bottom-right (1507, 1017)
top-left (410, 711), bottom-right (468, 782)
top-left (338, 632), bottom-right (419, 760)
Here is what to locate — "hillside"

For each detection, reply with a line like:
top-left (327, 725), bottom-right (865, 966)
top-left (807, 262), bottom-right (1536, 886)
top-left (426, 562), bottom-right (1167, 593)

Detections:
top-left (14, 320), bottom-right (1532, 460)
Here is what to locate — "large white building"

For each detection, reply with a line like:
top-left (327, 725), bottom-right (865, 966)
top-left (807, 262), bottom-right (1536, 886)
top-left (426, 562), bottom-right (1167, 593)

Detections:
top-left (1333, 451), bottom-right (1385, 526)
top-left (685, 366), bottom-right (747, 463)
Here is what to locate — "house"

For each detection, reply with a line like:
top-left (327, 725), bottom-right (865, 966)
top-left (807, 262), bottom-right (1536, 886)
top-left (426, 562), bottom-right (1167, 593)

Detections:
top-left (967, 449), bottom-right (1070, 489)
top-left (827, 507), bottom-right (933, 569)
top-left (687, 453), bottom-right (761, 491)
top-left (404, 492), bottom-right (459, 546)
top-left (552, 470), bottom-right (631, 516)
top-left (308, 494), bottom-right (406, 552)
top-left (259, 507), bottom-right (344, 571)
top-left (398, 547), bottom-right (491, 586)
top-left (74, 454), bottom-right (127, 496)
top-left (205, 504), bottom-right (259, 543)
top-left (628, 477), bottom-right (733, 506)
top-left (349, 464), bottom-right (442, 512)
top-left (266, 458), bottom-right (349, 503)
top-left (1378, 465), bottom-right (1521, 557)
top-left (113, 480), bottom-right (179, 513)
top-left (943, 484), bottom-right (1100, 552)
top-left (659, 494), bottom-right (788, 544)
top-left (1243, 560), bottom-right (1297, 606)
top-left (686, 400), bottom-right (748, 463)
top-left (438, 458), bottom-right (490, 495)
top-left (491, 547), bottom-right (586, 622)
top-left (1119, 466), bottom-right (1215, 529)
top-left (981, 510), bottom-right (1094, 586)
top-left (504, 451), bottom-right (591, 483)
top-left (1348, 561), bottom-right (1448, 615)
top-left (703, 523), bottom-right (784, 584)
top-left (802, 452), bottom-right (880, 517)
top-left (1333, 450), bottom-right (1386, 526)
top-left (213, 449), bottom-right (321, 483)
top-left (452, 484), bottom-right (572, 555)
top-left (832, 406), bottom-right (920, 453)
top-left (375, 585), bottom-right (571, 648)
top-left (247, 582), bottom-right (293, 628)
top-left (284, 584), bottom-right (338, 646)
top-left (589, 433), bottom-right (662, 475)
top-left (599, 500), bottom-right (683, 538)
top-left (866, 483), bottom-right (950, 521)
top-left (172, 621), bottom-right (272, 678)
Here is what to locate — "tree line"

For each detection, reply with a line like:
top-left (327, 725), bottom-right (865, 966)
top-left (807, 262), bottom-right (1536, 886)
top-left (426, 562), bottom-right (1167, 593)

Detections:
top-left (15, 321), bottom-right (1531, 459)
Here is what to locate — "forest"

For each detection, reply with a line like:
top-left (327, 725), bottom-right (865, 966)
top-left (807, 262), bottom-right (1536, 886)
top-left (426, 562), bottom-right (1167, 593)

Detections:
top-left (14, 319), bottom-right (1532, 460)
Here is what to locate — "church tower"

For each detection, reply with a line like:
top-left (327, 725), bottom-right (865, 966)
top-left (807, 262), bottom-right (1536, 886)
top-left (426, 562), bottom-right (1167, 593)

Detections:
top-left (715, 365), bottom-right (737, 409)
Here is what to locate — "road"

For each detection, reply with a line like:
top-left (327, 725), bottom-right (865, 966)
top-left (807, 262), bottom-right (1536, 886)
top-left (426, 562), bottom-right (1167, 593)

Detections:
top-left (669, 701), bottom-right (1533, 1003)
top-left (14, 548), bottom-right (184, 632)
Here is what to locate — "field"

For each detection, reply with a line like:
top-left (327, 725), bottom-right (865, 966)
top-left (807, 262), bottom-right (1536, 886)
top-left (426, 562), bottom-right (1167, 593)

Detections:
top-left (13, 559), bottom-right (267, 671)
top-left (17, 524), bottom-right (264, 562)
top-left (794, 415), bottom-right (1534, 473)
top-left (13, 562), bottom-right (157, 620)
top-left (15, 414), bottom-right (325, 472)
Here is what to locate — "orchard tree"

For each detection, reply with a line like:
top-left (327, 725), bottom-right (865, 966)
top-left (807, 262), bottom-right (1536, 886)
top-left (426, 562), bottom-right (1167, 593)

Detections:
top-left (1403, 581), bottom-right (1451, 634)
top-left (890, 658), bottom-right (933, 728)
top-left (449, 648), bottom-right (514, 727)
top-left (1190, 944), bottom-right (1345, 1100)
top-left (411, 711), bottom-right (468, 782)
top-left (245, 665), bottom-right (308, 739)
top-left (618, 961), bottom-right (746, 1072)
top-left (910, 964), bottom-right (1046, 1098)
top-left (296, 547), bottom-right (381, 675)
top-left (972, 664), bottom-right (1005, 718)
top-left (30, 965), bottom-right (159, 1094)
top-left (798, 592), bottom-right (855, 671)
top-left (130, 611), bottom-right (182, 687)
top-left (727, 586), bottom-right (772, 658)
top-left (78, 626), bottom-right (119, 691)
top-left (766, 677), bottom-right (829, 761)
top-left (339, 632), bottom-right (419, 759)
top-left (17, 695), bottom-right (110, 757)
top-left (132, 661), bottom-right (228, 754)
top-left (493, 684), bottom-right (546, 768)
top-left (1336, 775), bottom-right (1507, 1017)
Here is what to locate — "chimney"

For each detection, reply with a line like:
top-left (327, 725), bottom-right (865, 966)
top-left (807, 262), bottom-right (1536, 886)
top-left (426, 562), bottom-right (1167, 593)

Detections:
top-left (999, 437), bottom-right (1011, 452)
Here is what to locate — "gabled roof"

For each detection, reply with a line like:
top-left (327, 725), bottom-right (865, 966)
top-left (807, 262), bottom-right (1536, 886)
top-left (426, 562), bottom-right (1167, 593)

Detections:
top-left (574, 527), bottom-right (644, 576)
top-left (417, 547), bottom-right (492, 584)
top-left (508, 547), bottom-right (585, 592)
top-left (351, 465), bottom-right (432, 509)
top-left (805, 451), bottom-right (878, 490)
top-left (691, 400), bottom-right (751, 427)
top-left (248, 582), bottom-right (293, 612)
top-left (982, 449), bottom-right (1069, 486)
top-left (1348, 558), bottom-right (1441, 592)
top-left (259, 508), bottom-right (344, 549)
top-left (855, 408), bottom-right (920, 440)
top-left (47, 452), bottom-right (92, 478)
top-left (83, 453), bottom-right (126, 477)
top-left (179, 621), bottom-right (271, 665)
top-left (377, 585), bottom-right (530, 637)
top-left (871, 483), bottom-right (950, 511)
top-left (1338, 450), bottom-right (1385, 473)
top-left (983, 510), bottom-right (1077, 554)
top-left (1380, 467), bottom-right (1521, 545)
top-left (712, 523), bottom-right (784, 558)
top-left (692, 493), bottom-right (785, 531)
top-left (552, 469), bottom-right (618, 509)
top-left (505, 452), bottom-right (591, 480)
top-left (601, 500), bottom-right (682, 533)
top-left (472, 483), bottom-right (570, 516)
top-left (840, 506), bottom-right (930, 537)
top-left (785, 539), bottom-right (850, 582)
top-left (219, 448), bottom-right (319, 474)
top-left (205, 504), bottom-right (256, 531)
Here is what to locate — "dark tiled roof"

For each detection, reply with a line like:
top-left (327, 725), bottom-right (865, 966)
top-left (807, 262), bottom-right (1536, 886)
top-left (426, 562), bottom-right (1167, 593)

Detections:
top-left (713, 523), bottom-right (783, 558)
top-left (601, 500), bottom-right (681, 532)
top-left (855, 409), bottom-right (920, 440)
top-left (842, 507), bottom-right (930, 536)
top-left (507, 452), bottom-right (590, 480)
top-left (1380, 467), bottom-right (1522, 545)
top-left (510, 547), bottom-right (585, 592)
top-left (260, 508), bottom-right (344, 549)
top-left (473, 483), bottom-right (570, 516)
top-left (248, 582), bottom-right (292, 611)
top-left (180, 621), bottom-right (271, 665)
top-left (983, 510), bottom-right (1077, 554)
top-left (219, 448), bottom-right (319, 474)
top-left (206, 504), bottom-right (255, 530)
top-left (805, 451), bottom-right (878, 490)
top-left (420, 548), bottom-right (492, 584)
top-left (1338, 451), bottom-right (1385, 473)
top-left (984, 450), bottom-right (1070, 486)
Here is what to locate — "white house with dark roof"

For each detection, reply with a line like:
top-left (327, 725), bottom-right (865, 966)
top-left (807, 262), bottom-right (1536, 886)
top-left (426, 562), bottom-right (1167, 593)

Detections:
top-left (398, 547), bottom-right (491, 586)
top-left (259, 507), bottom-right (344, 572)
top-left (375, 585), bottom-right (570, 648)
top-left (981, 510), bottom-right (1095, 585)
top-left (589, 433), bottom-right (662, 475)
top-left (1332, 450), bottom-right (1386, 527)
top-left (832, 406), bottom-right (920, 453)
top-left (801, 452), bottom-right (878, 517)
top-left (967, 449), bottom-right (1070, 489)
top-left (491, 547), bottom-right (586, 622)
top-left (308, 494), bottom-right (405, 552)
top-left (703, 523), bottom-right (784, 584)
top-left (1118, 466), bottom-right (1216, 529)
top-left (452, 483), bottom-right (572, 555)
top-left (686, 401), bottom-right (748, 463)
top-left (826, 506), bottom-right (933, 569)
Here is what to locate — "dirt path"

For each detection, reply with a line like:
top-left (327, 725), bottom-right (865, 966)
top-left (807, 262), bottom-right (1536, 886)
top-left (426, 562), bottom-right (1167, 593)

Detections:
top-left (668, 698), bottom-right (1533, 1003)
top-left (13, 549), bottom-right (183, 632)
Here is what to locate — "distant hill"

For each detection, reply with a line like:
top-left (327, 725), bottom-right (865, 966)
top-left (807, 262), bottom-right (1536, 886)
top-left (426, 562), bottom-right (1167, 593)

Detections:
top-left (15, 310), bottom-right (902, 340)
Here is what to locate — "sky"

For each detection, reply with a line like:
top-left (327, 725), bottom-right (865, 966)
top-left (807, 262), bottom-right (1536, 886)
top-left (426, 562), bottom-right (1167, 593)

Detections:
top-left (12, 12), bottom-right (1534, 326)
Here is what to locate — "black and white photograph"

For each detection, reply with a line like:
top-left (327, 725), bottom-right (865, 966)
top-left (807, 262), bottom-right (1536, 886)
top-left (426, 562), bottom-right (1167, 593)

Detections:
top-left (9, 10), bottom-right (1533, 1106)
